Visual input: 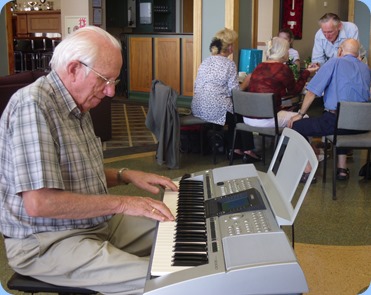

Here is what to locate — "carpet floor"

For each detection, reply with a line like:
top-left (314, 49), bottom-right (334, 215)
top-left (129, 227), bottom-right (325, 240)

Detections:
top-left (102, 99), bottom-right (157, 158)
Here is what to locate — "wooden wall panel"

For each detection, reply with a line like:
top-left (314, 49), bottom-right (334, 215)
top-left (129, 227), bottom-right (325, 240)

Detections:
top-left (16, 14), bottom-right (28, 36)
top-left (129, 37), bottom-right (153, 92)
top-left (154, 38), bottom-right (180, 93)
top-left (193, 0), bottom-right (202, 80)
top-left (183, 0), bottom-right (193, 33)
top-left (6, 3), bottom-right (15, 74)
top-left (27, 13), bottom-right (61, 33)
top-left (182, 38), bottom-right (194, 97)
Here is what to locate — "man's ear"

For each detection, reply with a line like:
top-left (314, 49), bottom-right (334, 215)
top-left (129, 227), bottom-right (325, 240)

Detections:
top-left (66, 61), bottom-right (81, 82)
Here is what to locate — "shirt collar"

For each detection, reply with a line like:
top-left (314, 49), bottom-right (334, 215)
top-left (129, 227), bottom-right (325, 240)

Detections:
top-left (47, 71), bottom-right (85, 119)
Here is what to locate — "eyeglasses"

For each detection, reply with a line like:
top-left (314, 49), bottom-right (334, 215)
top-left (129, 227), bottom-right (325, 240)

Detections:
top-left (80, 62), bottom-right (120, 86)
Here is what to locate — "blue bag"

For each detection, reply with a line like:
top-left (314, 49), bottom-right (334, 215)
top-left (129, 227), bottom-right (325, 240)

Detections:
top-left (239, 49), bottom-right (263, 73)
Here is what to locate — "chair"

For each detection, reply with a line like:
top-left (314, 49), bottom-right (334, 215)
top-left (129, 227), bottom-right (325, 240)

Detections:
top-left (146, 80), bottom-right (220, 167)
top-left (14, 50), bottom-right (24, 73)
top-left (180, 115), bottom-right (219, 164)
top-left (230, 90), bottom-right (284, 165)
top-left (7, 272), bottom-right (97, 294)
top-left (322, 101), bottom-right (371, 200)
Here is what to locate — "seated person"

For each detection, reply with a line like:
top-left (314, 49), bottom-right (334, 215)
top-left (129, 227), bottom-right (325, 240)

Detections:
top-left (289, 39), bottom-right (371, 182)
top-left (0, 26), bottom-right (178, 294)
top-left (278, 27), bottom-right (301, 68)
top-left (191, 28), bottom-right (260, 162)
top-left (244, 37), bottom-right (318, 128)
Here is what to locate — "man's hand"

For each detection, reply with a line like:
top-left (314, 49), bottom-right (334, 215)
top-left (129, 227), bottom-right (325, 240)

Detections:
top-left (306, 63), bottom-right (319, 75)
top-left (124, 170), bottom-right (178, 194)
top-left (118, 196), bottom-right (175, 222)
top-left (288, 114), bottom-right (303, 128)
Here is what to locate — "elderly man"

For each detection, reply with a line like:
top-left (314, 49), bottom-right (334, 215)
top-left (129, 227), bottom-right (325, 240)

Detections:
top-left (288, 39), bottom-right (371, 183)
top-left (0, 26), bottom-right (177, 295)
top-left (311, 13), bottom-right (366, 66)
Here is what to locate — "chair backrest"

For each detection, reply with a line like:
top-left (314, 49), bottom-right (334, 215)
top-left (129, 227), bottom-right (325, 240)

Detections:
top-left (336, 101), bottom-right (371, 131)
top-left (258, 127), bottom-right (318, 226)
top-left (232, 89), bottom-right (276, 118)
top-left (232, 89), bottom-right (279, 136)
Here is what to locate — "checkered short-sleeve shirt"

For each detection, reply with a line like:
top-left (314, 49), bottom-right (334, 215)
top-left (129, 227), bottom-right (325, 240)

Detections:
top-left (0, 71), bottom-right (111, 238)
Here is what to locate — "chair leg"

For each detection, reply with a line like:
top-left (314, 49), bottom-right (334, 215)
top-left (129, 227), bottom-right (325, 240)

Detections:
top-left (366, 149), bottom-right (371, 180)
top-left (229, 129), bottom-right (237, 165)
top-left (332, 145), bottom-right (337, 200)
top-left (273, 135), bottom-right (279, 149)
top-left (323, 138), bottom-right (328, 183)
top-left (262, 136), bottom-right (266, 165)
top-left (211, 124), bottom-right (217, 165)
top-left (199, 126), bottom-right (204, 155)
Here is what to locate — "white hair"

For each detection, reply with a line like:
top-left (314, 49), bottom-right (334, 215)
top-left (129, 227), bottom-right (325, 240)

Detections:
top-left (50, 26), bottom-right (121, 72)
top-left (266, 37), bottom-right (289, 61)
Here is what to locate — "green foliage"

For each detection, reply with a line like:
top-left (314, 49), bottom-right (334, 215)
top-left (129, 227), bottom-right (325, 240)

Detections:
top-left (287, 57), bottom-right (299, 81)
top-left (304, 56), bottom-right (312, 68)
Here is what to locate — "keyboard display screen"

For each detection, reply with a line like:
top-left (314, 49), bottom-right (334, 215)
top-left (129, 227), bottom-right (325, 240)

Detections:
top-left (220, 194), bottom-right (250, 211)
top-left (205, 188), bottom-right (266, 217)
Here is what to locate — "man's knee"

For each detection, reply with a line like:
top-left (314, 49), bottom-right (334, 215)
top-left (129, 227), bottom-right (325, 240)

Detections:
top-left (292, 119), bottom-right (307, 135)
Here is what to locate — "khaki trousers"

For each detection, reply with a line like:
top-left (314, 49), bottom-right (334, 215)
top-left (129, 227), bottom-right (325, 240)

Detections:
top-left (4, 215), bottom-right (156, 295)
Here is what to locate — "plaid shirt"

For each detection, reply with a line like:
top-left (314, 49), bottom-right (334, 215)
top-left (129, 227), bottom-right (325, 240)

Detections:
top-left (0, 71), bottom-right (111, 239)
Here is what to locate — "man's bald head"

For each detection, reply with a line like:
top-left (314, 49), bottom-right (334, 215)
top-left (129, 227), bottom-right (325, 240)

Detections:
top-left (339, 39), bottom-right (360, 57)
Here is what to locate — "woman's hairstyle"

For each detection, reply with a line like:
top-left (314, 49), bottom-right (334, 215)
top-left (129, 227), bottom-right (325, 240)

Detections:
top-left (209, 28), bottom-right (238, 55)
top-left (266, 37), bottom-right (289, 61)
top-left (50, 26), bottom-right (121, 72)
top-left (319, 13), bottom-right (341, 26)
top-left (278, 27), bottom-right (294, 41)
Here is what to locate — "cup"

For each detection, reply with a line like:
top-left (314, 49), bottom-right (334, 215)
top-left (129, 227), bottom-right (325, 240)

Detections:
top-left (238, 71), bottom-right (247, 83)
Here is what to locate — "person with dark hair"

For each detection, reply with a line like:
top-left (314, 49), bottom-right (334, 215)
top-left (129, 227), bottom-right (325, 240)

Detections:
top-left (0, 26), bottom-right (178, 294)
top-left (191, 28), bottom-right (261, 162)
top-left (278, 27), bottom-right (300, 68)
top-left (311, 12), bottom-right (366, 66)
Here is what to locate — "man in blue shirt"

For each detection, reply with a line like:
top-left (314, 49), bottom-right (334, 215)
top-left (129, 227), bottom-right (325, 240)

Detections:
top-left (311, 13), bottom-right (366, 66)
top-left (288, 39), bottom-right (371, 182)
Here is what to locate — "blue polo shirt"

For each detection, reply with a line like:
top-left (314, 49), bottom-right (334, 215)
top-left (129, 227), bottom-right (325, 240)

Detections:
top-left (306, 54), bottom-right (371, 110)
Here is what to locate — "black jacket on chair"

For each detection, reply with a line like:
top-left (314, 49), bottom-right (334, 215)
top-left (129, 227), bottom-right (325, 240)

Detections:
top-left (146, 80), bottom-right (180, 169)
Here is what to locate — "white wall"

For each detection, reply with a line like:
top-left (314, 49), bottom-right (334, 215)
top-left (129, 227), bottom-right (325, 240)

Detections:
top-left (257, 0), bottom-right (274, 60)
top-left (61, 0), bottom-right (106, 38)
top-left (202, 0), bottom-right (225, 60)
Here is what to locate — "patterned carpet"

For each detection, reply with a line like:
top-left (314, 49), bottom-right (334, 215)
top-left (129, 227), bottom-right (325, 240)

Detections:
top-left (102, 99), bottom-right (157, 158)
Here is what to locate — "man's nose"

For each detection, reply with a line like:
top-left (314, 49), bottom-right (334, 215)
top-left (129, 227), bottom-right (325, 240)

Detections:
top-left (103, 84), bottom-right (116, 97)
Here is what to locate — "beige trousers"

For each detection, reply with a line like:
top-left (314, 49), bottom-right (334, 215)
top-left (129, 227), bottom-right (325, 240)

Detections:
top-left (4, 215), bottom-right (156, 295)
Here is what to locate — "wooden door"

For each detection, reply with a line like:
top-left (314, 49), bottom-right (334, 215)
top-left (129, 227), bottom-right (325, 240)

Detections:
top-left (129, 37), bottom-right (153, 92)
top-left (182, 38), bottom-right (193, 96)
top-left (5, 3), bottom-right (15, 74)
top-left (154, 37), bottom-right (180, 93)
